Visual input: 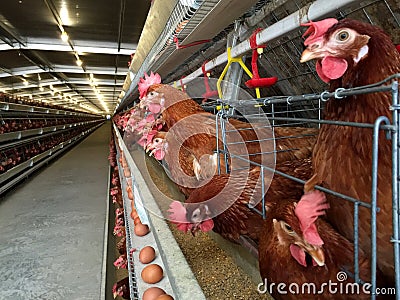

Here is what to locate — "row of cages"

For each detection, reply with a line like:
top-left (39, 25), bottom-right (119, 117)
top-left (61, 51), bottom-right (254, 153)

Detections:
top-left (0, 93), bottom-right (92, 115)
top-left (0, 115), bottom-right (100, 134)
top-left (0, 93), bottom-right (105, 192)
top-left (0, 123), bottom-right (101, 174)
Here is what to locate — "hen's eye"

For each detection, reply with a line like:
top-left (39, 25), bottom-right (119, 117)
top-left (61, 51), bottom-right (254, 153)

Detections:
top-left (337, 30), bottom-right (349, 41)
top-left (282, 222), bottom-right (294, 233)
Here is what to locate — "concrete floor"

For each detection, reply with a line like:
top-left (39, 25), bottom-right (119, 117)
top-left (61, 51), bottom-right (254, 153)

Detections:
top-left (0, 122), bottom-right (111, 300)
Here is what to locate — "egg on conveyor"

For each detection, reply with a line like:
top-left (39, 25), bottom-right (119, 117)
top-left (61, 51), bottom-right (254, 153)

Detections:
top-left (139, 246), bottom-right (156, 264)
top-left (141, 264), bottom-right (163, 284)
top-left (134, 222), bottom-right (149, 236)
top-left (142, 287), bottom-right (165, 300)
top-left (156, 294), bottom-right (174, 300)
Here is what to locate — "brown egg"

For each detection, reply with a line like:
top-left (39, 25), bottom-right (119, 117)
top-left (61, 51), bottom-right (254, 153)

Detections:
top-left (124, 167), bottom-right (131, 177)
top-left (130, 209), bottom-right (138, 220)
top-left (121, 155), bottom-right (127, 167)
top-left (141, 264), bottom-right (163, 284)
top-left (142, 287), bottom-right (165, 300)
top-left (130, 199), bottom-right (136, 209)
top-left (134, 223), bottom-right (149, 236)
top-left (134, 216), bottom-right (141, 225)
top-left (156, 294), bottom-right (174, 300)
top-left (127, 186), bottom-right (134, 200)
top-left (139, 246), bottom-right (156, 264)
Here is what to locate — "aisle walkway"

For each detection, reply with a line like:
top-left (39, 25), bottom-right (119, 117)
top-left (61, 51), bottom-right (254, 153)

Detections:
top-left (0, 122), bottom-right (111, 300)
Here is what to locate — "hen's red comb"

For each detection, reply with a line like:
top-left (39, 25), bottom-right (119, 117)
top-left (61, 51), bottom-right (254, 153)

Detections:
top-left (167, 201), bottom-right (193, 233)
top-left (145, 129), bottom-right (159, 147)
top-left (301, 18), bottom-right (338, 46)
top-left (295, 190), bottom-right (329, 246)
top-left (138, 72), bottom-right (162, 99)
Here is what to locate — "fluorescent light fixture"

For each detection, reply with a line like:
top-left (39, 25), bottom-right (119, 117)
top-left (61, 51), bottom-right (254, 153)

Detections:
top-left (23, 80), bottom-right (28, 86)
top-left (76, 59), bottom-right (83, 66)
top-left (60, 5), bottom-right (72, 26)
top-left (61, 31), bottom-right (69, 42)
top-left (39, 86), bottom-right (44, 92)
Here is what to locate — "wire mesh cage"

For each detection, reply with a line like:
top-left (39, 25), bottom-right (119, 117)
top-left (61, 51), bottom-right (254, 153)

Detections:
top-left (211, 74), bottom-right (400, 298)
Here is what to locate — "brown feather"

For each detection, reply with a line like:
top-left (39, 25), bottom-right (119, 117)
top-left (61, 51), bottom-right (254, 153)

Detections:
top-left (184, 158), bottom-right (313, 243)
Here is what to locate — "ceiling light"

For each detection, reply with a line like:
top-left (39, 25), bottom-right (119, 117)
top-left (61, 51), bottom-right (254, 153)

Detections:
top-left (61, 31), bottom-right (69, 42)
top-left (23, 80), bottom-right (28, 86)
top-left (39, 86), bottom-right (44, 92)
top-left (76, 58), bottom-right (83, 66)
top-left (60, 5), bottom-right (72, 26)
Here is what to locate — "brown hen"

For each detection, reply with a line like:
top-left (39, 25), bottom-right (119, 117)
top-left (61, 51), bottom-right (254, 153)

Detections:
top-left (259, 191), bottom-right (375, 300)
top-left (300, 18), bottom-right (400, 281)
top-left (168, 158), bottom-right (312, 243)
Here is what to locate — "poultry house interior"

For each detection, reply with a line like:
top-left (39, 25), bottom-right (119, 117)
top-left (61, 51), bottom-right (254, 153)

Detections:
top-left (0, 0), bottom-right (400, 299)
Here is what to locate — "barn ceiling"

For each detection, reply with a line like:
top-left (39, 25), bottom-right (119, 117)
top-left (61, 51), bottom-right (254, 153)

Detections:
top-left (0, 0), bottom-right (151, 115)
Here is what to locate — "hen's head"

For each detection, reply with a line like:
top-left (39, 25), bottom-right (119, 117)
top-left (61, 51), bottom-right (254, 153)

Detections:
top-left (300, 18), bottom-right (396, 83)
top-left (146, 131), bottom-right (167, 160)
top-left (168, 201), bottom-right (214, 235)
top-left (272, 190), bottom-right (329, 267)
top-left (112, 277), bottom-right (129, 299)
top-left (138, 72), bottom-right (162, 99)
top-left (185, 203), bottom-right (214, 235)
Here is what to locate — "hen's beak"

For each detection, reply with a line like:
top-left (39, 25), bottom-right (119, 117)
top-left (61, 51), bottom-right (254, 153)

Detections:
top-left (306, 246), bottom-right (325, 266)
top-left (145, 143), bottom-right (154, 153)
top-left (113, 291), bottom-right (118, 299)
top-left (300, 48), bottom-right (322, 63)
top-left (190, 223), bottom-right (200, 236)
top-left (300, 39), bottom-right (327, 63)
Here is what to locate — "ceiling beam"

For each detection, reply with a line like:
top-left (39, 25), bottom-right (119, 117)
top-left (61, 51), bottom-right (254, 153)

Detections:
top-left (0, 65), bottom-right (129, 78)
top-left (1, 78), bottom-right (123, 91)
top-left (0, 39), bottom-right (136, 56)
top-left (0, 14), bottom-right (26, 46)
top-left (117, 0), bottom-right (127, 52)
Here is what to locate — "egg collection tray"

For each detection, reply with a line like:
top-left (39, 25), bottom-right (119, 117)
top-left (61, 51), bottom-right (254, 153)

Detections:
top-left (115, 137), bottom-right (175, 299)
top-left (113, 124), bottom-right (206, 300)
